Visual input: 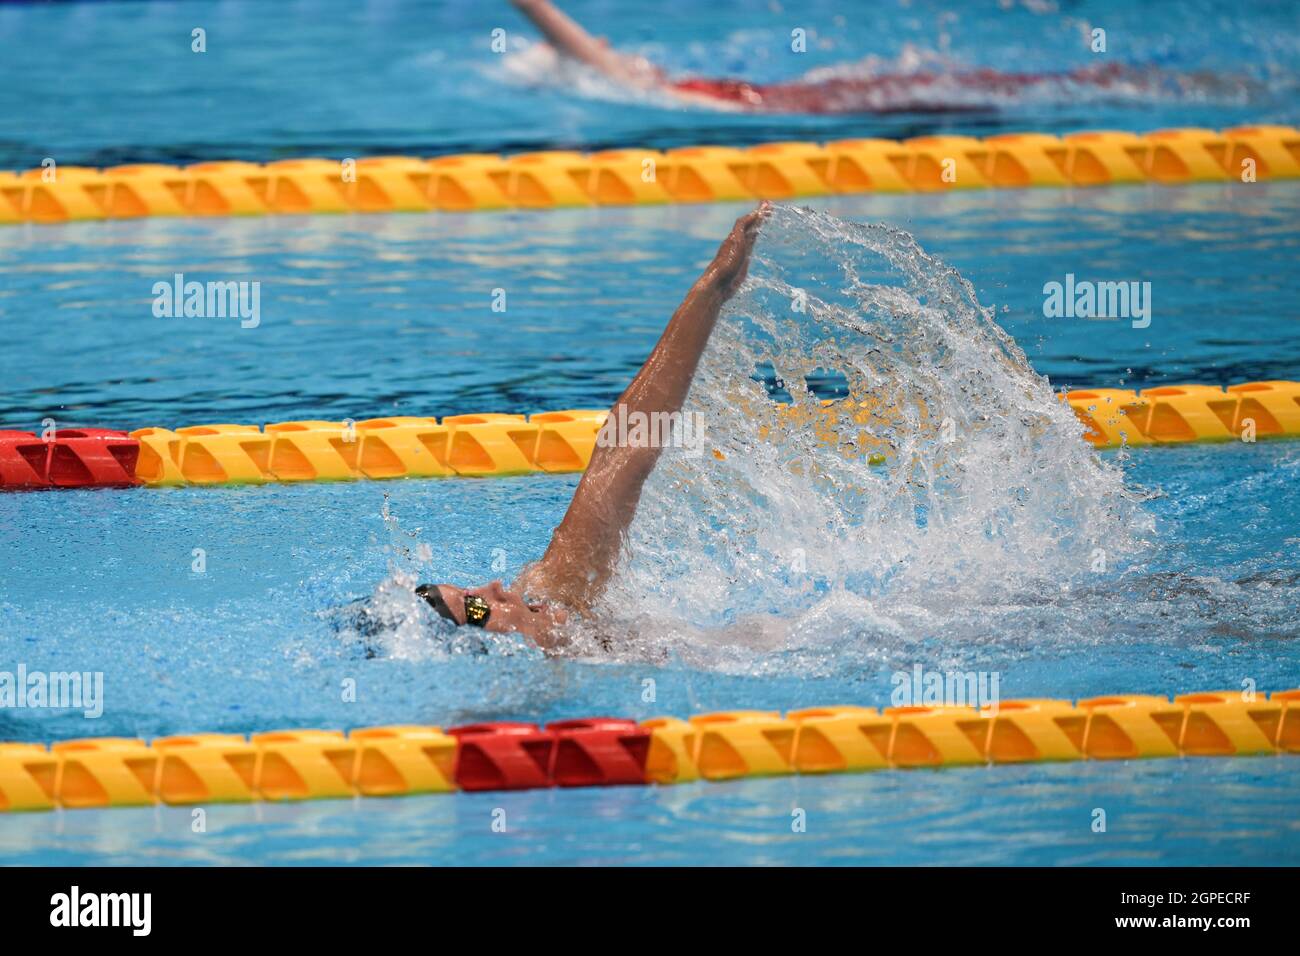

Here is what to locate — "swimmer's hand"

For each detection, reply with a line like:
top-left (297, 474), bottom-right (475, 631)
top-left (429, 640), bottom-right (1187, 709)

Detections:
top-left (703, 201), bottom-right (770, 300)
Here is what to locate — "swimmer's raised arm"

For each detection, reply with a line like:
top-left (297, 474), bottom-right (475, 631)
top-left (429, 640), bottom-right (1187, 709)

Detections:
top-left (510, 0), bottom-right (662, 87)
top-left (417, 205), bottom-right (766, 645)
top-left (519, 203), bottom-right (769, 609)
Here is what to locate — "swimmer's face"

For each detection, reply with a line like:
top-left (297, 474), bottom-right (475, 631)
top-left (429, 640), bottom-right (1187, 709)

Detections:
top-left (418, 580), bottom-right (567, 644)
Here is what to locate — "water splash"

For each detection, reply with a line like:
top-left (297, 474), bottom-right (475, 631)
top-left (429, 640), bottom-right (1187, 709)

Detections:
top-left (326, 496), bottom-right (539, 662)
top-left (590, 205), bottom-right (1155, 668)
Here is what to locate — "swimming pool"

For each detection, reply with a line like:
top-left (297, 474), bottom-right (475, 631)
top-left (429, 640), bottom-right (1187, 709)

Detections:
top-left (2, 0), bottom-right (1299, 866)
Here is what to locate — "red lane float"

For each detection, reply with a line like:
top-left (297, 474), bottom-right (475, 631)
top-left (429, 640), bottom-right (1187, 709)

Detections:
top-left (0, 428), bottom-right (140, 489)
top-left (47, 429), bottom-right (141, 487)
top-left (447, 719), bottom-right (653, 790)
top-left (0, 431), bottom-right (48, 487)
top-left (448, 722), bottom-right (555, 791)
top-left (547, 718), bottom-right (651, 787)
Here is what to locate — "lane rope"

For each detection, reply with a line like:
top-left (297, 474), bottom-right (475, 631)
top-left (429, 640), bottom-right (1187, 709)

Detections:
top-left (2, 690), bottom-right (1296, 811)
top-left (2, 126), bottom-right (1296, 226)
top-left (3, 382), bottom-right (1298, 489)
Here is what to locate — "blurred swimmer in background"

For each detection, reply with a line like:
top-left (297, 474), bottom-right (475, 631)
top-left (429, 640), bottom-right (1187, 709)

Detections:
top-left (508, 0), bottom-right (1228, 114)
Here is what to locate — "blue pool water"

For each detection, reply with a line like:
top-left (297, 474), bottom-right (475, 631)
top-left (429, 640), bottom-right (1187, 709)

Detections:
top-left (1, 0), bottom-right (1299, 866)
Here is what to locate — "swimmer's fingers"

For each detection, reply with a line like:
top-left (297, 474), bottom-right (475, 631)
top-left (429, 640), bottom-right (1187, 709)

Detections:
top-left (710, 205), bottom-right (769, 298)
top-left (728, 203), bottom-right (768, 260)
top-left (733, 200), bottom-right (770, 233)
top-left (730, 201), bottom-right (771, 253)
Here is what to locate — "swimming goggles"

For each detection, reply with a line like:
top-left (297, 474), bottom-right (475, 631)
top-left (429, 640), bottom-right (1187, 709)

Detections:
top-left (463, 594), bottom-right (491, 627)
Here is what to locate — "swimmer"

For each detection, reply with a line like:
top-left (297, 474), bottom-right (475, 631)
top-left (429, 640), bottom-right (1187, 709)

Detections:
top-left (509, 0), bottom-right (1171, 115)
top-left (417, 202), bottom-right (770, 648)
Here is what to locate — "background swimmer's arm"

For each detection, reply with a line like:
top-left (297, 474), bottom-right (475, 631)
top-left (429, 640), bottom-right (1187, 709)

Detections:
top-left (510, 0), bottom-right (662, 87)
top-left (525, 205), bottom-right (767, 609)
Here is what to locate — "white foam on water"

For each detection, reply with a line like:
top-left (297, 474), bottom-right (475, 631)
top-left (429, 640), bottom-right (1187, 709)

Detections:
top-left (498, 40), bottom-right (680, 110)
top-left (579, 205), bottom-right (1155, 669)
